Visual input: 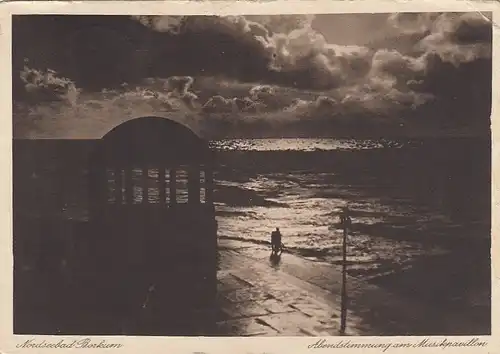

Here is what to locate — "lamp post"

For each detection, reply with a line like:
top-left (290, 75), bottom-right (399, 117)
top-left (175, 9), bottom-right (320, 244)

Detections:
top-left (339, 207), bottom-right (351, 335)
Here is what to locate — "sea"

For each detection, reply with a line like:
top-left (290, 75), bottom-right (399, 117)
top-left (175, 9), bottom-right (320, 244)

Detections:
top-left (210, 138), bottom-right (491, 277)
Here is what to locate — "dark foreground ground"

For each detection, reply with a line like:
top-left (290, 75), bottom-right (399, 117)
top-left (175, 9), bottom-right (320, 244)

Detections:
top-left (14, 234), bottom-right (490, 336)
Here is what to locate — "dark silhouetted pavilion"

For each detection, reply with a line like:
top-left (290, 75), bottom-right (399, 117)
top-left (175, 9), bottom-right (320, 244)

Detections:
top-left (78, 116), bottom-right (218, 334)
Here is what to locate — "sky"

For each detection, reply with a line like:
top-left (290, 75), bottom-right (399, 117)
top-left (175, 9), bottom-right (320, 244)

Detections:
top-left (12, 13), bottom-right (492, 139)
top-left (313, 14), bottom-right (392, 45)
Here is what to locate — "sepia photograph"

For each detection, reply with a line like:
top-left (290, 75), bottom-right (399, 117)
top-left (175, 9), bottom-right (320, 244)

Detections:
top-left (12, 11), bottom-right (492, 337)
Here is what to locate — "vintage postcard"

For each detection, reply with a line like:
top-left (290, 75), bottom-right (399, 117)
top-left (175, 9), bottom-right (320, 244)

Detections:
top-left (0, 0), bottom-right (498, 353)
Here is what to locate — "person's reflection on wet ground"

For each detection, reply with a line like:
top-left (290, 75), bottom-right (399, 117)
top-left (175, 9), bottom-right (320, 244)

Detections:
top-left (269, 252), bottom-right (281, 268)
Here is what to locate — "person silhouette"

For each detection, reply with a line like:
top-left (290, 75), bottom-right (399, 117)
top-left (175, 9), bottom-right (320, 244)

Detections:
top-left (271, 227), bottom-right (282, 254)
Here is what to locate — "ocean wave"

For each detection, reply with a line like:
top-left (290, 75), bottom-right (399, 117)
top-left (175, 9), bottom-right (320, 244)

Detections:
top-left (214, 184), bottom-right (289, 208)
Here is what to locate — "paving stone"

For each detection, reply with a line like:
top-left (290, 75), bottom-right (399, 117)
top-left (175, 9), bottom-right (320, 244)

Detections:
top-left (267, 289), bottom-right (309, 305)
top-left (218, 273), bottom-right (253, 293)
top-left (233, 302), bottom-right (270, 318)
top-left (260, 299), bottom-right (295, 314)
top-left (229, 273), bottom-right (255, 288)
top-left (255, 312), bottom-right (318, 335)
top-left (228, 277), bottom-right (276, 294)
top-left (287, 299), bottom-right (332, 319)
top-left (224, 288), bottom-right (274, 303)
top-left (300, 322), bottom-right (340, 336)
top-left (216, 317), bottom-right (278, 336)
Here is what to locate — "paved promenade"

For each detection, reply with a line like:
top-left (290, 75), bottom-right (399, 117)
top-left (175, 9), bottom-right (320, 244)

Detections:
top-left (216, 245), bottom-right (350, 336)
top-left (215, 239), bottom-right (487, 336)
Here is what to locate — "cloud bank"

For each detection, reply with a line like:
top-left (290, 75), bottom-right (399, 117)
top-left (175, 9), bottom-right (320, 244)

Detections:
top-left (13, 13), bottom-right (491, 138)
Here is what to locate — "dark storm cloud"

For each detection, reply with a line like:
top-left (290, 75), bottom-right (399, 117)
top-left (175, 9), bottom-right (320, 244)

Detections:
top-left (12, 13), bottom-right (486, 95)
top-left (133, 12), bottom-right (491, 130)
top-left (401, 13), bottom-right (492, 133)
top-left (13, 13), bottom-right (491, 92)
top-left (449, 13), bottom-right (492, 44)
top-left (417, 13), bottom-right (491, 65)
top-left (28, 14), bottom-right (372, 91)
top-left (12, 12), bottom-right (492, 138)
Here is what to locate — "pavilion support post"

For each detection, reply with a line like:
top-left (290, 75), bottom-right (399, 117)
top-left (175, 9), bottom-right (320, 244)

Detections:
top-left (124, 168), bottom-right (133, 204)
top-left (158, 167), bottom-right (166, 205)
top-left (188, 166), bottom-right (200, 205)
top-left (205, 165), bottom-right (214, 205)
top-left (169, 168), bottom-right (177, 206)
top-left (142, 166), bottom-right (149, 204)
top-left (114, 167), bottom-right (123, 204)
top-left (88, 161), bottom-right (107, 220)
